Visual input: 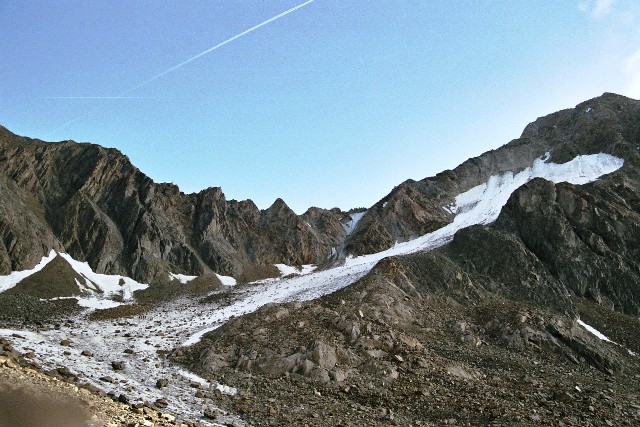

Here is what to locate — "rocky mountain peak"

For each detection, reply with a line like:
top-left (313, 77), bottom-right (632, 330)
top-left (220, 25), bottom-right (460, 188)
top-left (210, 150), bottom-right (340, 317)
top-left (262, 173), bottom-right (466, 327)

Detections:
top-left (347, 92), bottom-right (640, 256)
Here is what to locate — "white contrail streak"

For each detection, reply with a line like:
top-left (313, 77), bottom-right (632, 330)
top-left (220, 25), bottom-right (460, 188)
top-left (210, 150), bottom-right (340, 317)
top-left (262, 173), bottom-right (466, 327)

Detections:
top-left (121, 0), bottom-right (315, 97)
top-left (46, 0), bottom-right (315, 137)
top-left (43, 96), bottom-right (172, 99)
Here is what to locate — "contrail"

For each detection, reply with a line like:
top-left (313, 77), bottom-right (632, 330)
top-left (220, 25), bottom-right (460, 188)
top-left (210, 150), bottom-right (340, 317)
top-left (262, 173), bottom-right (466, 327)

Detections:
top-left (46, 0), bottom-right (315, 137)
top-left (42, 96), bottom-right (172, 99)
top-left (121, 0), bottom-right (315, 97)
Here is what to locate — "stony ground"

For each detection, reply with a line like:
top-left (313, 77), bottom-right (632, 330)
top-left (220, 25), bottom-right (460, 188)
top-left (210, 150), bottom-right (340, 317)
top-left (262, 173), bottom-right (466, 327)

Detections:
top-left (0, 293), bottom-right (82, 327)
top-left (1, 276), bottom-right (639, 427)
top-left (0, 337), bottom-right (185, 427)
top-left (1, 256), bottom-right (640, 426)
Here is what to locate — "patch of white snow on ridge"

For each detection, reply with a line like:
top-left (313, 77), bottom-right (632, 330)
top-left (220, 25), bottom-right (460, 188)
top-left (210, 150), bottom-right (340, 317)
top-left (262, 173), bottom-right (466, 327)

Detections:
top-left (58, 253), bottom-right (148, 300)
top-left (275, 264), bottom-right (316, 277)
top-left (0, 250), bottom-right (149, 303)
top-left (0, 249), bottom-right (57, 293)
top-left (76, 298), bottom-right (122, 309)
top-left (361, 152), bottom-right (623, 258)
top-left (170, 272), bottom-right (236, 287)
top-left (342, 211), bottom-right (367, 235)
top-left (169, 272), bottom-right (198, 284)
top-left (577, 319), bottom-right (612, 342)
top-left (216, 273), bottom-right (237, 287)
top-left (577, 319), bottom-right (636, 357)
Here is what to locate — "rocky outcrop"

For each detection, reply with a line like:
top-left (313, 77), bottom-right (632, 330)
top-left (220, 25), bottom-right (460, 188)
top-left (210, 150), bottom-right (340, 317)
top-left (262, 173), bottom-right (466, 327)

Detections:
top-left (0, 128), bottom-right (349, 283)
top-left (493, 178), bottom-right (640, 314)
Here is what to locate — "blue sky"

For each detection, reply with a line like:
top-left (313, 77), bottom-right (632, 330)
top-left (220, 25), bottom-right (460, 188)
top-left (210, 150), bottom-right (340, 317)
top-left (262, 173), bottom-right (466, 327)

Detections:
top-left (2, 0), bottom-right (640, 213)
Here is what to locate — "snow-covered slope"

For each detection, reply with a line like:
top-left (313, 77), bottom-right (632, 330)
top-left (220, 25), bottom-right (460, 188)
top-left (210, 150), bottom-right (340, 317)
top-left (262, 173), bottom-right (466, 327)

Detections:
top-left (0, 250), bottom-right (149, 308)
top-left (351, 154), bottom-right (621, 271)
top-left (0, 250), bottom-right (57, 293)
top-left (169, 271), bottom-right (237, 287)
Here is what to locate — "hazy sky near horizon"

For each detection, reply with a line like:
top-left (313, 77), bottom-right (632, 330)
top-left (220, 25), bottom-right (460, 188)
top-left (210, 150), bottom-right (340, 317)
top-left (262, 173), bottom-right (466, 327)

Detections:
top-left (2, 0), bottom-right (640, 213)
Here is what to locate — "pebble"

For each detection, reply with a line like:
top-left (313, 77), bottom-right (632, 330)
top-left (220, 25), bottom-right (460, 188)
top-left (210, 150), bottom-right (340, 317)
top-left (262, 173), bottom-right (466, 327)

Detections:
top-left (111, 361), bottom-right (125, 371)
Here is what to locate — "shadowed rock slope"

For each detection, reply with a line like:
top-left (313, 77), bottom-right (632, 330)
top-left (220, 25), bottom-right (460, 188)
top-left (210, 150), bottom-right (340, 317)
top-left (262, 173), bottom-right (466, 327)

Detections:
top-left (0, 126), bottom-right (349, 283)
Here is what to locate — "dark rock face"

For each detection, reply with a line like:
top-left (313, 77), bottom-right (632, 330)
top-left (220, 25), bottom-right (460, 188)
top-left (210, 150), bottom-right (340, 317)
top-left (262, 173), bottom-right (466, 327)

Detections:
top-left (0, 128), bottom-right (347, 283)
top-left (493, 178), bottom-right (640, 314)
top-left (348, 92), bottom-right (640, 255)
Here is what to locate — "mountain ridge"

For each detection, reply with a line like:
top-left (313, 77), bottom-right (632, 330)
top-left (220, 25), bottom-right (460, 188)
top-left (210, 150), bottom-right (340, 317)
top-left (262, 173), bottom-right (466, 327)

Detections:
top-left (0, 130), bottom-right (350, 283)
top-left (346, 92), bottom-right (640, 255)
top-left (1, 92), bottom-right (639, 288)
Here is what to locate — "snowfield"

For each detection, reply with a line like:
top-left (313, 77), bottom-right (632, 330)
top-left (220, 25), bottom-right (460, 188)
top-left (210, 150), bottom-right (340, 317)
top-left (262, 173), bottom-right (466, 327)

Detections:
top-left (0, 152), bottom-right (624, 426)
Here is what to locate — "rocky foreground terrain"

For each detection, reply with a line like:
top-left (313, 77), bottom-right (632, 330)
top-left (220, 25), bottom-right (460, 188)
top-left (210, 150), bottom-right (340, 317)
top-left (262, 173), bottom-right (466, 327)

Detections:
top-left (0, 337), bottom-right (182, 427)
top-left (0, 92), bottom-right (639, 426)
top-left (181, 258), bottom-right (640, 426)
top-left (181, 93), bottom-right (640, 425)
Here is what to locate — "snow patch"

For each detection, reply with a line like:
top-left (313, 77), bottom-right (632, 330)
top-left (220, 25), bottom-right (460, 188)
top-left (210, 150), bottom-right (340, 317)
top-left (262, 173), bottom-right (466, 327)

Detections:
top-left (0, 328), bottom-right (47, 342)
top-left (169, 272), bottom-right (198, 284)
top-left (335, 153), bottom-right (624, 269)
top-left (577, 319), bottom-right (612, 342)
top-left (178, 368), bottom-right (209, 386)
top-left (76, 298), bottom-right (123, 309)
top-left (577, 320), bottom-right (639, 357)
top-left (170, 272), bottom-right (236, 287)
top-left (0, 250), bottom-right (149, 308)
top-left (342, 211), bottom-right (366, 235)
top-left (216, 273), bottom-right (237, 287)
top-left (0, 249), bottom-right (57, 293)
top-left (275, 264), bottom-right (316, 277)
top-left (57, 253), bottom-right (148, 300)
